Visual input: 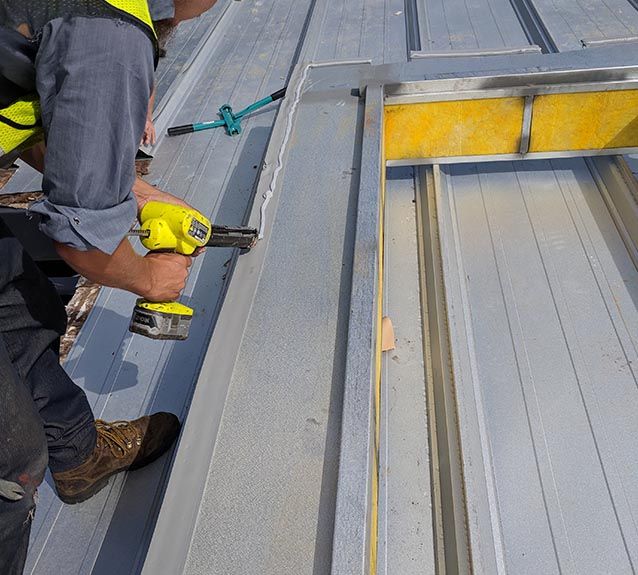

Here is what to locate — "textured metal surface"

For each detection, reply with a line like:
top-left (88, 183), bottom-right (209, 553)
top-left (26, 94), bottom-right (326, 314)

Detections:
top-left (531, 0), bottom-right (638, 51)
top-left (147, 0), bottom-right (408, 573)
top-left (410, 2), bottom-right (638, 574)
top-left (435, 159), bottom-right (638, 573)
top-left (414, 0), bottom-right (532, 52)
top-left (329, 83), bottom-right (383, 575)
top-left (182, 83), bottom-right (362, 575)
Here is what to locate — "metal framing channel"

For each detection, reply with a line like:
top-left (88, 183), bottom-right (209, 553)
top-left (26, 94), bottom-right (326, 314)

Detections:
top-left (519, 94), bottom-right (534, 155)
top-left (508, 0), bottom-right (557, 53)
top-left (404, 0), bottom-right (422, 53)
top-left (331, 84), bottom-right (385, 575)
top-left (404, 0), bottom-right (429, 53)
top-left (588, 155), bottom-right (638, 270)
top-left (384, 68), bottom-right (638, 104)
top-left (415, 166), bottom-right (471, 575)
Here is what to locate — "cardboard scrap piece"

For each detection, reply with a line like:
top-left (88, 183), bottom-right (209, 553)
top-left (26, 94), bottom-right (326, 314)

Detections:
top-left (0, 191), bottom-right (43, 209)
top-left (0, 165), bottom-right (17, 190)
top-left (59, 278), bottom-right (102, 362)
top-left (135, 150), bottom-right (154, 177)
top-left (381, 316), bottom-right (396, 352)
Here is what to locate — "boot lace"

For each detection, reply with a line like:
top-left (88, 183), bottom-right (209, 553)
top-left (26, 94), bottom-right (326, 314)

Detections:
top-left (95, 420), bottom-right (142, 459)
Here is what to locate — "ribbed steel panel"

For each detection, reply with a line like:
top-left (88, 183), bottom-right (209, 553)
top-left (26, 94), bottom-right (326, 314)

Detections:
top-left (19, 0), bottom-right (638, 572)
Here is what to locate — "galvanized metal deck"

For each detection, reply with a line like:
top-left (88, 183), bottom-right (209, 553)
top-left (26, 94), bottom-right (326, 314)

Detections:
top-left (20, 0), bottom-right (638, 573)
top-left (433, 157), bottom-right (638, 573)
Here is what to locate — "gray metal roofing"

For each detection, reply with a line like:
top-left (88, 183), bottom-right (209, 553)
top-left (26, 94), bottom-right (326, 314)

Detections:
top-left (439, 158), bottom-right (638, 573)
top-left (18, 0), bottom-right (638, 573)
top-left (25, 0), bottom-right (406, 572)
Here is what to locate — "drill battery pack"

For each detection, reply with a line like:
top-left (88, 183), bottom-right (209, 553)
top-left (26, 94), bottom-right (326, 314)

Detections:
top-left (129, 300), bottom-right (194, 341)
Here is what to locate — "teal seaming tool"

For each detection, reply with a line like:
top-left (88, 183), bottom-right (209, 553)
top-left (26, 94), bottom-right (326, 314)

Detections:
top-left (167, 86), bottom-right (287, 137)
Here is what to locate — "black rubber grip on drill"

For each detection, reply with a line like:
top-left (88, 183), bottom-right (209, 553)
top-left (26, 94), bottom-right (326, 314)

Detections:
top-left (167, 124), bottom-right (195, 136)
top-left (270, 87), bottom-right (287, 102)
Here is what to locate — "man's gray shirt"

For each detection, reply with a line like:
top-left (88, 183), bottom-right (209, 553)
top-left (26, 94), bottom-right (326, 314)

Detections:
top-left (0, 1), bottom-right (171, 253)
top-left (0, 1), bottom-right (175, 33)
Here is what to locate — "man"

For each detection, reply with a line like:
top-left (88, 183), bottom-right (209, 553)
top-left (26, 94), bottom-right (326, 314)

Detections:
top-left (0, 1), bottom-right (216, 572)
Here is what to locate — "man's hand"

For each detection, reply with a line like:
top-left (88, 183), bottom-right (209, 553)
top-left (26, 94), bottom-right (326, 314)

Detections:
top-left (55, 238), bottom-right (193, 301)
top-left (141, 117), bottom-right (156, 146)
top-left (142, 252), bottom-right (192, 301)
top-left (142, 85), bottom-right (157, 146)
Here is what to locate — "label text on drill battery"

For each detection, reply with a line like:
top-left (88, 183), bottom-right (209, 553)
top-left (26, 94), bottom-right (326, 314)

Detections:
top-left (132, 311), bottom-right (156, 328)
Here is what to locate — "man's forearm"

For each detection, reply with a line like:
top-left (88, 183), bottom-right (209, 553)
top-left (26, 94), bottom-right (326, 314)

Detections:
top-left (55, 237), bottom-right (192, 301)
top-left (55, 237), bottom-right (150, 296)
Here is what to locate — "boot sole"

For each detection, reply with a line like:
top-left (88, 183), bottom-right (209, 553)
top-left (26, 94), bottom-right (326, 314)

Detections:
top-left (57, 475), bottom-right (111, 505)
top-left (57, 436), bottom-right (178, 504)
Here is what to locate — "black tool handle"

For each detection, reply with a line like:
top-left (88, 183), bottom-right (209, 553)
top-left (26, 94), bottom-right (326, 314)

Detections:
top-left (270, 87), bottom-right (287, 102)
top-left (167, 124), bottom-right (195, 137)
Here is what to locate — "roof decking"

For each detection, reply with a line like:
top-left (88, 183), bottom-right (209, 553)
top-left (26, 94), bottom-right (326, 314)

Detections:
top-left (16, 0), bottom-right (638, 573)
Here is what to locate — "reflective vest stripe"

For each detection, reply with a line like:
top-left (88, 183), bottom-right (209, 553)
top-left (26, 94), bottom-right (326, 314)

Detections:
top-left (0, 96), bottom-right (42, 156)
top-left (103, 0), bottom-right (157, 38)
top-left (0, 0), bottom-right (157, 158)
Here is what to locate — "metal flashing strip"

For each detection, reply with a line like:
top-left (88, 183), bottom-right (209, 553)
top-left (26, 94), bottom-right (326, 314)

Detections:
top-left (384, 66), bottom-right (638, 103)
top-left (143, 57), bottom-right (380, 575)
top-left (331, 83), bottom-right (385, 575)
top-left (410, 45), bottom-right (541, 59)
top-left (386, 148), bottom-right (638, 167)
top-left (581, 36), bottom-right (638, 49)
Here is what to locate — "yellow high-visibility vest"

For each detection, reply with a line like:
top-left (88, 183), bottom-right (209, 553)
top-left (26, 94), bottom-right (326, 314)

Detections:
top-left (0, 0), bottom-right (157, 158)
top-left (103, 0), bottom-right (156, 36)
top-left (0, 95), bottom-right (41, 158)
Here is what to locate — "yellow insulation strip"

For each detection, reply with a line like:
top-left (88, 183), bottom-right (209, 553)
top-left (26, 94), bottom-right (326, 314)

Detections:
top-left (369, 156), bottom-right (385, 575)
top-left (384, 97), bottom-right (525, 160)
top-left (529, 90), bottom-right (638, 152)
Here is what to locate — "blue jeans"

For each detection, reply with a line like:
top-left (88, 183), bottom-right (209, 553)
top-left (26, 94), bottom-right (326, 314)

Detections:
top-left (0, 221), bottom-right (96, 574)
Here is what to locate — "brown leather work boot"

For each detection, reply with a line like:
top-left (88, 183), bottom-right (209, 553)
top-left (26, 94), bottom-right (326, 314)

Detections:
top-left (52, 413), bottom-right (180, 504)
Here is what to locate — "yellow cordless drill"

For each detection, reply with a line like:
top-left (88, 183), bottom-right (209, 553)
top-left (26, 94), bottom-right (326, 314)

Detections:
top-left (128, 201), bottom-right (257, 340)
